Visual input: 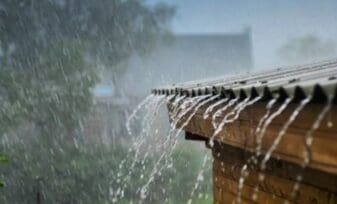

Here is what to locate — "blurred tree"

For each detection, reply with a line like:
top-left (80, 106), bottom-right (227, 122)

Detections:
top-left (0, 0), bottom-right (174, 135)
top-left (0, 0), bottom-right (174, 197)
top-left (0, 136), bottom-right (211, 203)
top-left (278, 35), bottom-right (336, 64)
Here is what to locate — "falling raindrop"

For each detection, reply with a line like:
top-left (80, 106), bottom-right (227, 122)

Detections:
top-left (188, 153), bottom-right (210, 204)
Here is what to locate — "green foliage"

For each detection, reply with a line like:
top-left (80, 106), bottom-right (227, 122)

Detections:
top-left (0, 1), bottom-right (193, 203)
top-left (0, 138), bottom-right (211, 203)
top-left (165, 144), bottom-right (212, 203)
top-left (0, 0), bottom-right (174, 196)
top-left (0, 0), bottom-right (174, 134)
top-left (0, 153), bottom-right (8, 188)
top-left (0, 39), bottom-right (97, 137)
top-left (0, 139), bottom-right (124, 203)
top-left (0, 154), bottom-right (8, 164)
top-left (0, 0), bottom-right (174, 76)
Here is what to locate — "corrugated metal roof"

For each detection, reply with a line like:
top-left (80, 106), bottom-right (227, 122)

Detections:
top-left (152, 59), bottom-right (337, 103)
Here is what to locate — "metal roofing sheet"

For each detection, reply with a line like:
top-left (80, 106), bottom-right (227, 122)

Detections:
top-left (152, 59), bottom-right (337, 102)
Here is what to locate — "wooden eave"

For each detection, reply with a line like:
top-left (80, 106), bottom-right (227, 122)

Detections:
top-left (168, 99), bottom-right (337, 175)
top-left (154, 59), bottom-right (337, 175)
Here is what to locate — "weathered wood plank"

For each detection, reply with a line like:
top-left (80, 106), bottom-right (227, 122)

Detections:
top-left (215, 176), bottom-right (297, 204)
top-left (169, 100), bottom-right (337, 174)
top-left (212, 142), bottom-right (337, 204)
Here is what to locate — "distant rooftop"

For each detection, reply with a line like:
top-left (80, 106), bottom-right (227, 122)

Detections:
top-left (120, 29), bottom-right (253, 96)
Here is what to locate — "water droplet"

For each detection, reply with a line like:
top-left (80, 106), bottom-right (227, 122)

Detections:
top-left (327, 121), bottom-right (333, 128)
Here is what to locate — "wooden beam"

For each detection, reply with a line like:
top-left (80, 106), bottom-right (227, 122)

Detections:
top-left (185, 132), bottom-right (209, 142)
top-left (168, 100), bottom-right (337, 174)
top-left (212, 142), bottom-right (337, 204)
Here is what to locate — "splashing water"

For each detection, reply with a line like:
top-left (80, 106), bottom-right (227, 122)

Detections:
top-left (211, 98), bottom-right (239, 129)
top-left (149, 95), bottom-right (197, 152)
top-left (249, 98), bottom-right (292, 201)
top-left (203, 98), bottom-right (229, 119)
top-left (126, 94), bottom-right (155, 135)
top-left (169, 95), bottom-right (188, 121)
top-left (241, 98), bottom-right (277, 167)
top-left (226, 96), bottom-right (262, 123)
top-left (115, 95), bottom-right (176, 203)
top-left (139, 94), bottom-right (220, 200)
top-left (209, 97), bottom-right (254, 204)
top-left (286, 95), bottom-right (333, 203)
top-left (222, 97), bottom-right (250, 123)
top-left (117, 95), bottom-right (163, 173)
top-left (254, 99), bottom-right (278, 146)
top-left (235, 164), bottom-right (249, 204)
top-left (164, 94), bottom-right (212, 148)
top-left (251, 97), bottom-right (314, 202)
top-left (114, 94), bottom-right (180, 203)
top-left (176, 94), bottom-right (219, 130)
top-left (235, 98), bottom-right (280, 203)
top-left (187, 153), bottom-right (210, 204)
top-left (247, 97), bottom-right (311, 202)
top-left (156, 96), bottom-right (220, 202)
top-left (255, 98), bottom-right (292, 157)
top-left (165, 94), bottom-right (219, 152)
top-left (209, 96), bottom-right (261, 148)
top-left (128, 96), bottom-right (165, 153)
top-left (139, 95), bottom-right (212, 200)
top-left (124, 97), bottom-right (166, 170)
top-left (302, 95), bottom-right (333, 167)
top-left (172, 95), bottom-right (211, 128)
top-left (111, 95), bottom-right (166, 203)
top-left (142, 96), bottom-right (167, 135)
top-left (260, 97), bottom-right (311, 170)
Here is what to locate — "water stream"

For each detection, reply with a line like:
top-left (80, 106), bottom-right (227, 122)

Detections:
top-left (139, 94), bottom-right (213, 201)
top-left (209, 96), bottom-right (261, 148)
top-left (246, 97), bottom-right (312, 203)
top-left (249, 97), bottom-right (316, 202)
top-left (111, 95), bottom-right (166, 202)
top-left (211, 98), bottom-right (239, 129)
top-left (187, 153), bottom-right (211, 204)
top-left (249, 98), bottom-right (292, 202)
top-left (124, 92), bottom-right (330, 204)
top-left (155, 95), bottom-right (212, 150)
top-left (226, 96), bottom-right (262, 123)
top-left (176, 94), bottom-right (219, 133)
top-left (255, 98), bottom-right (292, 157)
top-left (286, 95), bottom-right (333, 203)
top-left (203, 98), bottom-right (229, 119)
top-left (117, 95), bottom-right (161, 175)
top-left (254, 98), bottom-right (278, 149)
top-left (172, 95), bottom-right (211, 128)
top-left (235, 98), bottom-right (285, 203)
top-left (126, 94), bottom-right (155, 135)
top-left (260, 97), bottom-right (311, 170)
top-left (123, 97), bottom-right (166, 174)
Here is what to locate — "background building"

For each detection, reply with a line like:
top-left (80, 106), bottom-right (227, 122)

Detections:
top-left (120, 29), bottom-right (253, 96)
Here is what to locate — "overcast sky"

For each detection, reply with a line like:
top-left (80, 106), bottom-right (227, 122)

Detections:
top-left (147, 0), bottom-right (337, 70)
